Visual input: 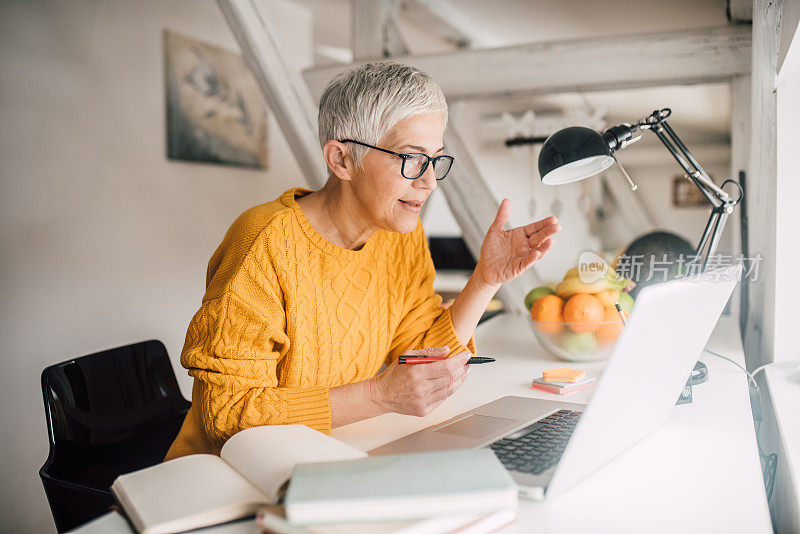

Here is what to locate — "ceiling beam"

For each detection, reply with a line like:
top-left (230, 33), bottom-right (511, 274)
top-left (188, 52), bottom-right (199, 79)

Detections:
top-left (304, 26), bottom-right (752, 103)
top-left (727, 0), bottom-right (753, 23)
top-left (401, 0), bottom-right (503, 49)
top-left (218, 0), bottom-right (327, 188)
top-left (352, 0), bottom-right (408, 60)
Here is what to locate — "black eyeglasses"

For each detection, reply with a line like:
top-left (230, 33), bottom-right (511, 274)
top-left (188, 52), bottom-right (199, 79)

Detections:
top-left (339, 139), bottom-right (454, 181)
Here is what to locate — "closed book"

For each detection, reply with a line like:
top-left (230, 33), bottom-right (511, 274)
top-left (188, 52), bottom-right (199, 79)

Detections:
top-left (284, 449), bottom-right (518, 526)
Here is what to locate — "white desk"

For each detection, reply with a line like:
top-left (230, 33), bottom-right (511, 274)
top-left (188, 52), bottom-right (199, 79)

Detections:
top-left (331, 313), bottom-right (772, 533)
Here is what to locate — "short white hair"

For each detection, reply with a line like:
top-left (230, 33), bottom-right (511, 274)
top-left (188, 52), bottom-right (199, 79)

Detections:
top-left (318, 62), bottom-right (448, 173)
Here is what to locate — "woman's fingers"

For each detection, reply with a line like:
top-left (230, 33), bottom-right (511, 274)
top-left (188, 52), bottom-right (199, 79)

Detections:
top-left (430, 365), bottom-right (470, 403)
top-left (424, 352), bottom-right (470, 398)
top-left (382, 350), bottom-right (472, 416)
top-left (522, 215), bottom-right (558, 237)
top-left (526, 223), bottom-right (560, 246)
top-left (535, 236), bottom-right (555, 254)
top-left (521, 250), bottom-right (542, 271)
top-left (404, 346), bottom-right (449, 357)
top-left (417, 350), bottom-right (471, 379)
top-left (489, 198), bottom-right (512, 234)
top-left (425, 360), bottom-right (469, 390)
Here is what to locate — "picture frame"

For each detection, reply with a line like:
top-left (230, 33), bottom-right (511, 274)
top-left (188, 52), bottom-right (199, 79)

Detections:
top-left (164, 29), bottom-right (268, 169)
top-left (672, 176), bottom-right (709, 207)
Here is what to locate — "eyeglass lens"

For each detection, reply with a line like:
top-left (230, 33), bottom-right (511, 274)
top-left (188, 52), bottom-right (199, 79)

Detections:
top-left (402, 154), bottom-right (453, 180)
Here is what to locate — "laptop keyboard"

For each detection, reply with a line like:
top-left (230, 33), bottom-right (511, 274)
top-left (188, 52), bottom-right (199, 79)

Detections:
top-left (488, 409), bottom-right (582, 475)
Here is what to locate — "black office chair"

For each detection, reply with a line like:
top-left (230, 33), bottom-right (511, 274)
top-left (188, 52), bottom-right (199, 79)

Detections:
top-left (40, 340), bottom-right (190, 532)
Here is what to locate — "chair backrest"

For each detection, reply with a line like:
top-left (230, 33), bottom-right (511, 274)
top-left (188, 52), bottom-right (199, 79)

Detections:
top-left (40, 340), bottom-right (190, 532)
top-left (41, 339), bottom-right (189, 448)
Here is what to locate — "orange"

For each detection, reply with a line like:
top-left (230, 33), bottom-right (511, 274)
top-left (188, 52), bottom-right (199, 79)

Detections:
top-left (595, 289), bottom-right (620, 308)
top-left (530, 294), bottom-right (564, 335)
top-left (564, 293), bottom-right (604, 333)
top-left (597, 306), bottom-right (629, 345)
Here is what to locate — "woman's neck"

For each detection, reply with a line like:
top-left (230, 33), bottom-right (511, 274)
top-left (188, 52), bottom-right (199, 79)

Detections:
top-left (297, 182), bottom-right (375, 251)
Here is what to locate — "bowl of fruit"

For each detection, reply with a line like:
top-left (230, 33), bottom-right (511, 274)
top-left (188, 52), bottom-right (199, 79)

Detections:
top-left (525, 266), bottom-right (635, 362)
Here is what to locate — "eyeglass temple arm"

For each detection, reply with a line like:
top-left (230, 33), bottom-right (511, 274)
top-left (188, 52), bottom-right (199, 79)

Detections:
top-left (339, 139), bottom-right (394, 157)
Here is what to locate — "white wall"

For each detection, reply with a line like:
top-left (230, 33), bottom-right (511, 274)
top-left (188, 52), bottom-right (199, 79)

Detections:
top-left (0, 1), bottom-right (312, 531)
top-left (621, 162), bottom-right (735, 253)
top-left (774, 20), bottom-right (800, 363)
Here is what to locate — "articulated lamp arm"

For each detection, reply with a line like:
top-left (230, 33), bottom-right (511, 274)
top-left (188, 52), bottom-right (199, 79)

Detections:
top-left (603, 109), bottom-right (743, 268)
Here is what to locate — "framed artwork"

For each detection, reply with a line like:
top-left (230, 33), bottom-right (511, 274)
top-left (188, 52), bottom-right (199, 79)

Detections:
top-left (672, 176), bottom-right (709, 207)
top-left (164, 29), bottom-right (268, 169)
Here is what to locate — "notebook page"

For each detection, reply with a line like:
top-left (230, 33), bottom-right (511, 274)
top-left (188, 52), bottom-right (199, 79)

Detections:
top-left (220, 425), bottom-right (367, 503)
top-left (111, 454), bottom-right (267, 534)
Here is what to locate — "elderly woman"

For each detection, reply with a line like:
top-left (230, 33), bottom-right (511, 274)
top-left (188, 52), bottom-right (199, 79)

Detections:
top-left (165, 62), bottom-right (559, 459)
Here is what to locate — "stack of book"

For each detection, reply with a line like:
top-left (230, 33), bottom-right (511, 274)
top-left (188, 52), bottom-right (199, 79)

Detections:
top-left (105, 425), bottom-right (519, 534)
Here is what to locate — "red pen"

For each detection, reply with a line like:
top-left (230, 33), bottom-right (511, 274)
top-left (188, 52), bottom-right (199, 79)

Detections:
top-left (398, 356), bottom-right (447, 364)
top-left (398, 356), bottom-right (495, 364)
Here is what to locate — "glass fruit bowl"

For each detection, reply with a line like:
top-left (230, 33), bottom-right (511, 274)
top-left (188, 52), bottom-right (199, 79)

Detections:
top-left (529, 319), bottom-right (623, 362)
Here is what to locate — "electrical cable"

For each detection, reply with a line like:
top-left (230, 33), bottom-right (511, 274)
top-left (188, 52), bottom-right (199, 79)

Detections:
top-left (702, 348), bottom-right (777, 502)
top-left (703, 348), bottom-right (757, 387)
top-left (751, 363), bottom-right (771, 381)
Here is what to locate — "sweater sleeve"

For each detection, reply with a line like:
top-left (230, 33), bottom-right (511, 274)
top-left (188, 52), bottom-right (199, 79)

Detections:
top-left (181, 246), bottom-right (331, 449)
top-left (386, 225), bottom-right (477, 364)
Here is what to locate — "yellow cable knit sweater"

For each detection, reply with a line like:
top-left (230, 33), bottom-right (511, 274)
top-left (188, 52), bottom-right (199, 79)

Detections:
top-left (165, 188), bottom-right (476, 460)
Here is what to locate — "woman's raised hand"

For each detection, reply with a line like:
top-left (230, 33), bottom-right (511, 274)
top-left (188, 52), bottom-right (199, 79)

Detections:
top-left (370, 347), bottom-right (471, 417)
top-left (475, 199), bottom-right (560, 288)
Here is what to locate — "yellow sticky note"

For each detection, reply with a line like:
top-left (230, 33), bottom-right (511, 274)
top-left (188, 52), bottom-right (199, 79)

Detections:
top-left (542, 367), bottom-right (585, 383)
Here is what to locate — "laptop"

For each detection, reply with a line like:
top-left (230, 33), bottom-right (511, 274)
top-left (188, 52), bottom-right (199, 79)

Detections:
top-left (368, 267), bottom-right (739, 500)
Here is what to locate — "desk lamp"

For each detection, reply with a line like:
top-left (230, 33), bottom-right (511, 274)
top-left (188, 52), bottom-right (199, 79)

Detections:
top-left (537, 108), bottom-right (743, 270)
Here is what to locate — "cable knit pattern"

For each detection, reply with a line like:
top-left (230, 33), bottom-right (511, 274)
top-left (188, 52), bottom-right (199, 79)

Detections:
top-left (165, 188), bottom-right (476, 459)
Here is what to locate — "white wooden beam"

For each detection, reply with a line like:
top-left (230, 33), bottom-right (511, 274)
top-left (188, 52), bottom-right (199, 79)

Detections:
top-left (774, 17), bottom-right (800, 362)
top-left (729, 74), bottom-right (750, 324)
top-left (401, 0), bottom-right (503, 49)
top-left (600, 166), bottom-right (656, 234)
top-left (352, 0), bottom-right (408, 60)
top-left (743, 0), bottom-right (780, 369)
top-left (217, 0), bottom-right (327, 188)
top-left (442, 119), bottom-right (539, 315)
top-left (304, 26), bottom-right (752, 103)
top-left (727, 0), bottom-right (753, 23)
top-left (314, 44), bottom-right (353, 65)
top-left (383, 16), bottom-right (409, 58)
top-left (778, 0), bottom-right (800, 72)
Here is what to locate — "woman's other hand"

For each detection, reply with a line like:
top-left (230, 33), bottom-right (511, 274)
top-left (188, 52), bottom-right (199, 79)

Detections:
top-left (476, 199), bottom-right (561, 288)
top-left (370, 347), bottom-right (471, 417)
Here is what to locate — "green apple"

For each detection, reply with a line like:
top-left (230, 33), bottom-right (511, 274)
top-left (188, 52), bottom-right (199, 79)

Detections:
top-left (559, 332), bottom-right (597, 355)
top-left (524, 286), bottom-right (555, 311)
top-left (617, 292), bottom-right (635, 314)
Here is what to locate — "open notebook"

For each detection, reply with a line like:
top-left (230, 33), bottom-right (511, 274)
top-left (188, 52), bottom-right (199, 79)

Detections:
top-left (111, 425), bottom-right (366, 534)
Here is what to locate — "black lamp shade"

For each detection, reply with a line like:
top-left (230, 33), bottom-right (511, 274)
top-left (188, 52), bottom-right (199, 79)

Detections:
top-left (538, 126), bottom-right (615, 185)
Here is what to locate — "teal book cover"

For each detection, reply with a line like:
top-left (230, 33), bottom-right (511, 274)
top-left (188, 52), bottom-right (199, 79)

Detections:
top-left (284, 448), bottom-right (518, 525)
